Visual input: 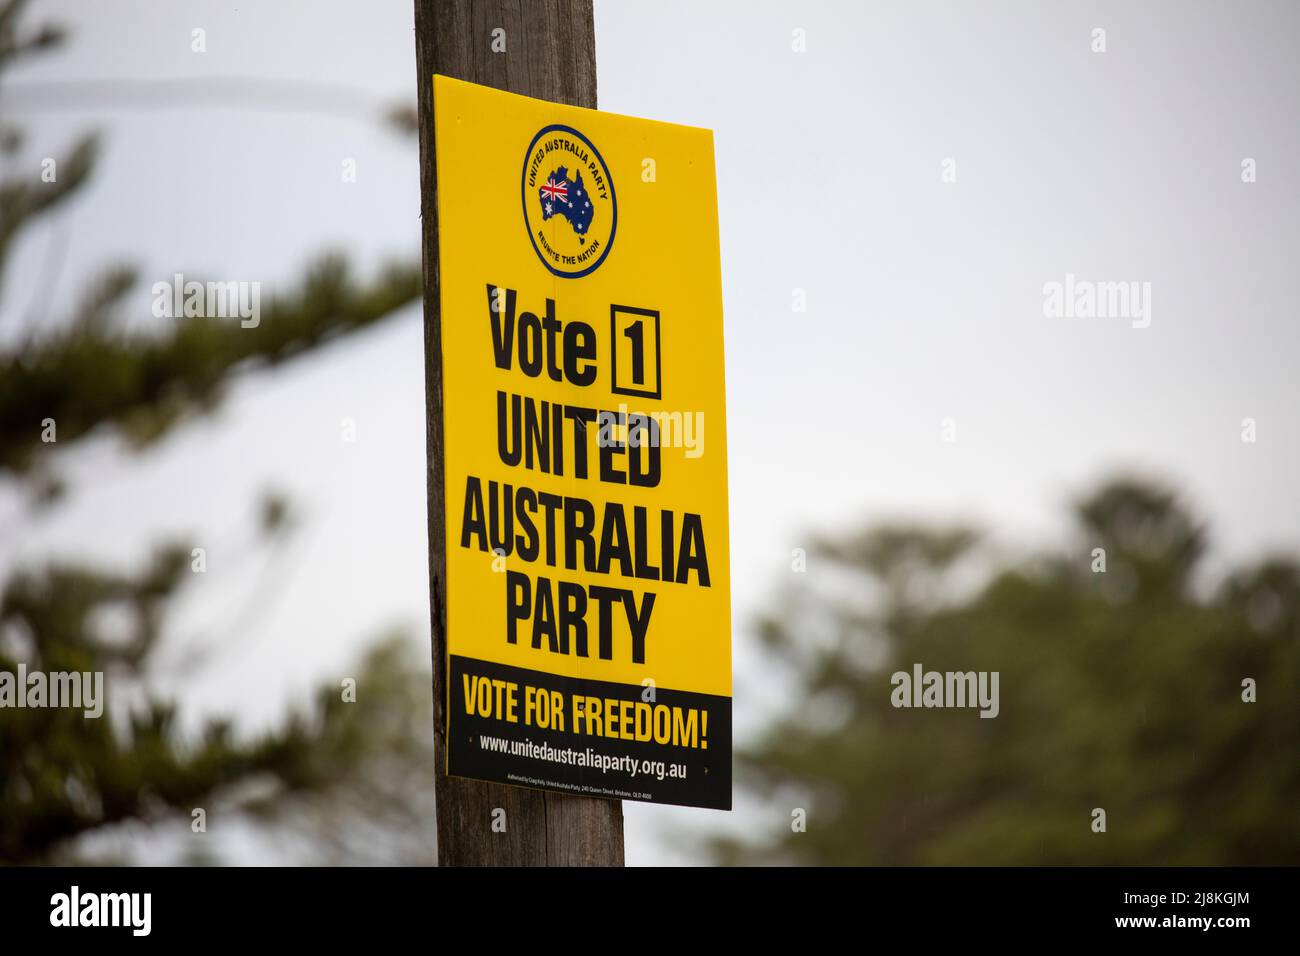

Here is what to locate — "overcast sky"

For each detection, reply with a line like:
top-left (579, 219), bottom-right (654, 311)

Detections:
top-left (2, 0), bottom-right (1298, 864)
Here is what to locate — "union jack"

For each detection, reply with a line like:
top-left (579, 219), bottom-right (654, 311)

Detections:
top-left (540, 177), bottom-right (569, 204)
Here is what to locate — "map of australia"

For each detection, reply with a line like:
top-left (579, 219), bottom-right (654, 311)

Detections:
top-left (537, 166), bottom-right (594, 243)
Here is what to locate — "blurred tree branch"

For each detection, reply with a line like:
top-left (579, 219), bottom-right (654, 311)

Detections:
top-left (0, 253), bottom-right (421, 475)
top-left (0, 540), bottom-right (433, 863)
top-left (0, 0), bottom-right (422, 485)
top-left (0, 0), bottom-right (435, 865)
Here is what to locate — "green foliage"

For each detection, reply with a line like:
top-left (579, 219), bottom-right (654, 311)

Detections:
top-left (0, 254), bottom-right (421, 475)
top-left (0, 1), bottom-right (78, 277)
top-left (0, 0), bottom-right (421, 480)
top-left (0, 133), bottom-right (95, 275)
top-left (0, 0), bottom-right (434, 865)
top-left (0, 542), bottom-right (433, 864)
top-left (717, 478), bottom-right (1300, 865)
top-left (0, 0), bottom-right (64, 64)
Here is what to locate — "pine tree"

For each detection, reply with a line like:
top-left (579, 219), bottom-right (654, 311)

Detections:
top-left (0, 0), bottom-right (434, 864)
top-left (714, 479), bottom-right (1300, 865)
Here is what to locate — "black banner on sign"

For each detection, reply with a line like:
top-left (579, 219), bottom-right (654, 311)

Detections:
top-left (447, 654), bottom-right (731, 809)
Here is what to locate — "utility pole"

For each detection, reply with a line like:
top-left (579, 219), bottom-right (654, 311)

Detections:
top-left (413, 0), bottom-right (625, 866)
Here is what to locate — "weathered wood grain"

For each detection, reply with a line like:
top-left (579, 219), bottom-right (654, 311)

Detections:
top-left (413, 0), bottom-right (624, 867)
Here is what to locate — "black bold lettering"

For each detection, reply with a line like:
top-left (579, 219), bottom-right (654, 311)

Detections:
top-left (460, 476), bottom-right (487, 551)
top-left (564, 320), bottom-right (597, 386)
top-left (487, 285), bottom-right (516, 369)
top-left (542, 299), bottom-right (563, 381)
top-left (533, 575), bottom-right (558, 652)
top-left (623, 590), bottom-right (656, 665)
top-left (565, 497), bottom-right (597, 571)
top-left (515, 486), bottom-right (538, 561)
top-left (505, 570), bottom-right (530, 645)
top-left (496, 391), bottom-right (521, 466)
top-left (557, 580), bottom-right (588, 657)
top-left (518, 311), bottom-right (542, 376)
top-left (597, 503), bottom-right (633, 576)
top-left (677, 513), bottom-right (710, 586)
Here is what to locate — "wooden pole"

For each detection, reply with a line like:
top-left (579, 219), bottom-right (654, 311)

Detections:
top-left (413, 0), bottom-right (625, 866)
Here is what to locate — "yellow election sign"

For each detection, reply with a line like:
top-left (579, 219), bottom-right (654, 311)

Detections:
top-left (433, 76), bottom-right (731, 810)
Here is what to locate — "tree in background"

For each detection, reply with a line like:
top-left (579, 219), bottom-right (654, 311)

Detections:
top-left (7, 0), bottom-right (1298, 868)
top-left (715, 478), bottom-right (1300, 865)
top-left (0, 0), bottom-right (434, 864)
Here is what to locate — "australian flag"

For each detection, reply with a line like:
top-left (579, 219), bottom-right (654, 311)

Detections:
top-left (537, 166), bottom-right (594, 243)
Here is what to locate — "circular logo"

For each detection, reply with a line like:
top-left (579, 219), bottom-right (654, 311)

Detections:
top-left (521, 124), bottom-right (617, 279)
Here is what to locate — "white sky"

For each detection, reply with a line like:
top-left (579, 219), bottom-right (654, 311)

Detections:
top-left (2, 0), bottom-right (1298, 865)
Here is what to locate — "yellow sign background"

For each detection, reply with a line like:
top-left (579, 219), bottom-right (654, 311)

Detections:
top-left (433, 76), bottom-right (731, 700)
